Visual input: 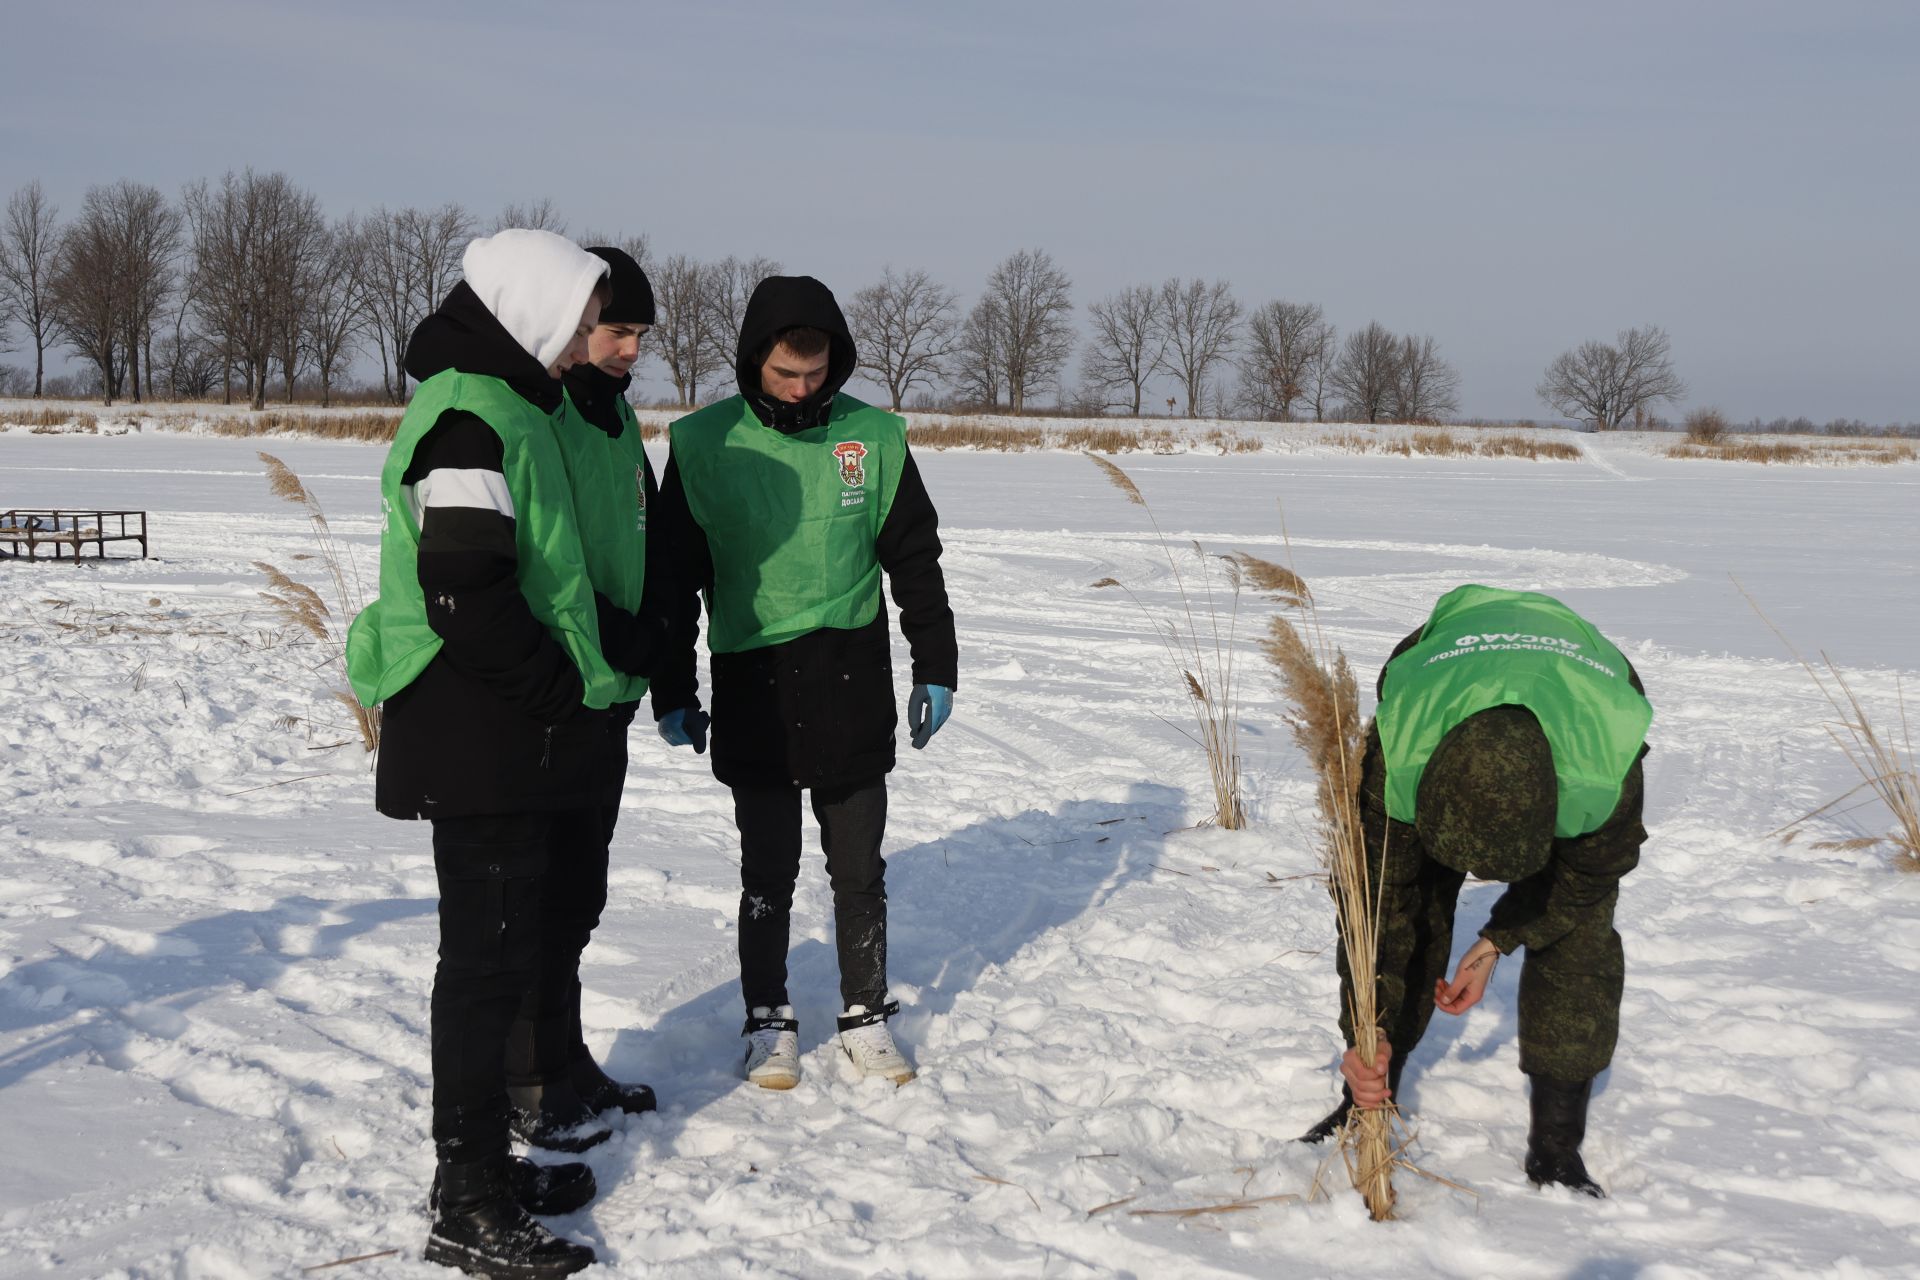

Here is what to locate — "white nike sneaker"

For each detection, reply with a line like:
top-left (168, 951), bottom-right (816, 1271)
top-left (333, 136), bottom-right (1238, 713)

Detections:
top-left (743, 1005), bottom-right (800, 1090)
top-left (837, 1003), bottom-right (915, 1085)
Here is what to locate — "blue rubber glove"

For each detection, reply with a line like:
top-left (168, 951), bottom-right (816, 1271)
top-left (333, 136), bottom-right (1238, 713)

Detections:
top-left (656, 706), bottom-right (709, 754)
top-left (907, 684), bottom-right (952, 750)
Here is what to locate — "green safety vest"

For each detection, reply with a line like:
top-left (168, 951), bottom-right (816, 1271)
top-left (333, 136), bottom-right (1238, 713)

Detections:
top-left (1376, 585), bottom-right (1653, 838)
top-left (669, 392), bottom-right (905, 653)
top-left (555, 387), bottom-right (650, 702)
top-left (345, 370), bottom-right (624, 710)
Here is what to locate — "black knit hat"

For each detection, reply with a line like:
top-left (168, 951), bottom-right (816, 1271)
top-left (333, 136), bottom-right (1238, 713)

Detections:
top-left (1415, 706), bottom-right (1557, 882)
top-left (586, 246), bottom-right (655, 326)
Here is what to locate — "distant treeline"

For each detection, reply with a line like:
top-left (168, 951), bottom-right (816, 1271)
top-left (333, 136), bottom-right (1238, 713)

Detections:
top-left (2, 173), bottom-right (1913, 436)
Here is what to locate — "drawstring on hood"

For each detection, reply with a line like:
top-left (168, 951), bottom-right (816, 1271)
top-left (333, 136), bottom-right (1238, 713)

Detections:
top-left (462, 229), bottom-right (609, 371)
top-left (733, 275), bottom-right (858, 433)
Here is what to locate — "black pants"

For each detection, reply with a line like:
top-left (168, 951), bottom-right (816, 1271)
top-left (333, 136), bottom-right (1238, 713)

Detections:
top-left (502, 800), bottom-right (618, 1086)
top-left (733, 778), bottom-right (889, 1014)
top-left (429, 811), bottom-right (556, 1161)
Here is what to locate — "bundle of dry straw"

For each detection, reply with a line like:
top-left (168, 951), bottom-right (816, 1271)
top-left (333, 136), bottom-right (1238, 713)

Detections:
top-left (1259, 563), bottom-right (1400, 1220)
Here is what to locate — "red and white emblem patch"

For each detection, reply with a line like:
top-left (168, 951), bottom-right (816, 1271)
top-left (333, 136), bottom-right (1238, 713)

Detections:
top-left (833, 441), bottom-right (868, 488)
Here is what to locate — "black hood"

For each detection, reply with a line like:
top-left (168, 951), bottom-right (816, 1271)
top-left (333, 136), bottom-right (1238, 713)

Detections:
top-left (404, 281), bottom-right (564, 413)
top-left (561, 361), bottom-right (631, 440)
top-left (733, 275), bottom-right (858, 432)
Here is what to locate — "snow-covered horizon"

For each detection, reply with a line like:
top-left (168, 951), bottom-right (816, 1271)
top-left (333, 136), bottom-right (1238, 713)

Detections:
top-left (2, 428), bottom-right (1916, 1277)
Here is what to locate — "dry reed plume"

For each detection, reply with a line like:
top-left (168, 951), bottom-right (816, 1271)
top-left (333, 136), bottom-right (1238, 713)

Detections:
top-left (1262, 566), bottom-right (1401, 1219)
top-left (1087, 454), bottom-right (1253, 829)
top-left (1741, 580), bottom-right (1920, 870)
top-left (257, 452), bottom-right (380, 751)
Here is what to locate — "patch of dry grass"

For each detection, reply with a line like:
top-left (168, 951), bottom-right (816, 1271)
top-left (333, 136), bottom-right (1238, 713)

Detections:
top-left (907, 419), bottom-right (1047, 450)
top-left (1668, 438), bottom-right (1915, 465)
top-left (5, 406), bottom-right (100, 433)
top-left (201, 411), bottom-right (402, 442)
top-left (1326, 427), bottom-right (1579, 461)
top-left (1742, 582), bottom-right (1920, 871)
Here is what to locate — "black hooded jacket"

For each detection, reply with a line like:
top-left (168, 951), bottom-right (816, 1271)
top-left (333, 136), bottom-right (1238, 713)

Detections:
top-left (650, 275), bottom-right (958, 789)
top-left (372, 283), bottom-right (621, 820)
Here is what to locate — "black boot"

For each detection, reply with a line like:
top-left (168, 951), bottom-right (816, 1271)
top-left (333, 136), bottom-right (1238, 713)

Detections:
top-left (569, 1051), bottom-right (657, 1115)
top-left (1524, 1074), bottom-right (1606, 1198)
top-left (1300, 1056), bottom-right (1404, 1145)
top-left (424, 1156), bottom-right (595, 1278)
top-left (430, 1154), bottom-right (597, 1217)
top-left (506, 1078), bottom-right (612, 1153)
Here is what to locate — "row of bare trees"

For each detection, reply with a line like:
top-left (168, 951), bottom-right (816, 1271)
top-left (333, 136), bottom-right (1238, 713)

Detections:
top-left (0, 175), bottom-right (652, 409)
top-left (3, 177), bottom-right (1700, 426)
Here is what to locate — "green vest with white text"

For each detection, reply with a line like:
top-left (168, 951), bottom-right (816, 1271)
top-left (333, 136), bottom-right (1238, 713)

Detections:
top-left (669, 392), bottom-right (905, 653)
top-left (1376, 585), bottom-right (1653, 838)
top-left (345, 370), bottom-right (623, 709)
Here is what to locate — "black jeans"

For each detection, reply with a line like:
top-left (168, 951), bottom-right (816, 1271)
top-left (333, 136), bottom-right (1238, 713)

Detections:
top-left (429, 811), bottom-right (556, 1161)
top-left (502, 800), bottom-right (618, 1086)
top-left (733, 777), bottom-right (888, 1014)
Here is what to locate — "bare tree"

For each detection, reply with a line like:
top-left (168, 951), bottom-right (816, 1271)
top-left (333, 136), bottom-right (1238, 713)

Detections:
top-left (698, 255), bottom-right (781, 395)
top-left (978, 248), bottom-right (1074, 412)
top-left (362, 203), bottom-right (473, 402)
top-left (0, 181), bottom-right (62, 396)
top-left (1157, 278), bottom-right (1240, 418)
top-left (950, 295), bottom-right (1005, 407)
top-left (1537, 325), bottom-right (1685, 431)
top-left (305, 216), bottom-right (369, 407)
top-left (650, 254), bottom-right (718, 406)
top-left (1080, 283), bottom-right (1165, 416)
top-left (848, 267), bottom-right (957, 411)
top-left (48, 182), bottom-right (180, 405)
top-left (491, 199), bottom-right (568, 234)
top-left (1329, 321), bottom-right (1404, 422)
top-left (49, 193), bottom-right (128, 404)
top-left (185, 171), bottom-right (324, 410)
top-left (1391, 333), bottom-right (1462, 423)
top-left (1235, 299), bottom-right (1332, 422)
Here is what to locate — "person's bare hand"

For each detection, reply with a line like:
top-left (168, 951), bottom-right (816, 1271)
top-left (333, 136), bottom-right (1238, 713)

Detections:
top-left (1339, 1038), bottom-right (1394, 1109)
top-left (1435, 937), bottom-right (1501, 1016)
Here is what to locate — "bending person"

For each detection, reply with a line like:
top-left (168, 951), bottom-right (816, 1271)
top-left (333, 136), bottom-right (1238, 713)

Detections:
top-left (1303, 584), bottom-right (1652, 1199)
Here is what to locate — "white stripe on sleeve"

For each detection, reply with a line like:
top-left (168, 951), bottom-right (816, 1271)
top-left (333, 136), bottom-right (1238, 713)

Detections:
top-left (416, 468), bottom-right (515, 518)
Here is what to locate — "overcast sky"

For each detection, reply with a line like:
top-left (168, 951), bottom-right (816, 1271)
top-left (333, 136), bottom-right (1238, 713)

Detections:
top-left (3, 0), bottom-right (1915, 421)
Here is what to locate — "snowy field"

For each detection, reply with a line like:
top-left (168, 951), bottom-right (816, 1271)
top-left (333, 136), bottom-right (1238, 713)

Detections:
top-left (2, 426), bottom-right (1918, 1278)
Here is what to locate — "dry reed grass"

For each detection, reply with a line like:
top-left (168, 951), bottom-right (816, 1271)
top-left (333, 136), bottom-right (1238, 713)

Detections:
top-left (1328, 427), bottom-right (1578, 461)
top-left (1669, 438), bottom-right (1915, 465)
top-left (1262, 562), bottom-right (1400, 1219)
top-left (257, 453), bottom-right (380, 751)
top-left (1087, 454), bottom-right (1254, 829)
top-left (907, 419), bottom-right (1047, 450)
top-left (200, 410), bottom-right (402, 442)
top-left (1742, 582), bottom-right (1920, 871)
top-left (5, 406), bottom-right (100, 433)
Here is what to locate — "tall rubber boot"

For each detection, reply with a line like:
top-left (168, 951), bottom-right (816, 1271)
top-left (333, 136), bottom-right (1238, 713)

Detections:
top-left (423, 1155), bottom-right (595, 1278)
top-left (1524, 1074), bottom-right (1606, 1198)
top-left (1300, 1055), bottom-right (1405, 1144)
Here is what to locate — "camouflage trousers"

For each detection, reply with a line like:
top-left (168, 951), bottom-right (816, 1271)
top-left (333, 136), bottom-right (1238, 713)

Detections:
top-left (1338, 860), bottom-right (1625, 1083)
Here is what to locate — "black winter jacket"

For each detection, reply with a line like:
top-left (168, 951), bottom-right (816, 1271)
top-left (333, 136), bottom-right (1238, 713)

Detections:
top-left (373, 284), bottom-right (624, 820)
top-left (650, 276), bottom-right (958, 790)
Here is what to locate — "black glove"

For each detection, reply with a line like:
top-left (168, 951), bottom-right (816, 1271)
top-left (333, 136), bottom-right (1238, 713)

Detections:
top-left (594, 591), bottom-right (665, 678)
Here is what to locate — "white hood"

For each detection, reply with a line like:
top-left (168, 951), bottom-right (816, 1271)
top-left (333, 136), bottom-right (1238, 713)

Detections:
top-left (461, 229), bottom-right (609, 371)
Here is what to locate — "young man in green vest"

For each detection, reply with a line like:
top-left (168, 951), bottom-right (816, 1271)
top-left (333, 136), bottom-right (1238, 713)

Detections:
top-left (650, 274), bottom-right (957, 1091)
top-left (1302, 586), bottom-right (1652, 1199)
top-left (346, 229), bottom-right (621, 1278)
top-left (497, 245), bottom-right (667, 1154)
